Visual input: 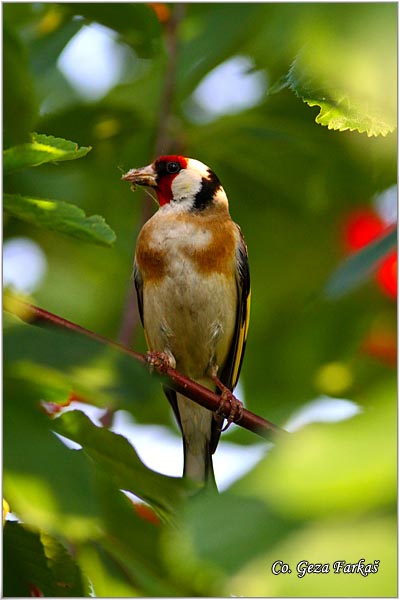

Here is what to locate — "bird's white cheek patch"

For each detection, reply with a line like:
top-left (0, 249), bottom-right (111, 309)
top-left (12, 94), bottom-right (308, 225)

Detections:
top-left (171, 170), bottom-right (202, 201)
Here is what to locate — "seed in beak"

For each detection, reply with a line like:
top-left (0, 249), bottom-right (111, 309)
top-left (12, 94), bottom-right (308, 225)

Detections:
top-left (121, 167), bottom-right (157, 190)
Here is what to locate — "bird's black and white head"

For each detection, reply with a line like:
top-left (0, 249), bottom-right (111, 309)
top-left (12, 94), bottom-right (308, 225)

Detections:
top-left (122, 155), bottom-right (229, 212)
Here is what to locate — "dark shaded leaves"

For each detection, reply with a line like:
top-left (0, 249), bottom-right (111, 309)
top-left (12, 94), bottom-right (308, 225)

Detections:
top-left (54, 410), bottom-right (186, 516)
top-left (3, 522), bottom-right (89, 597)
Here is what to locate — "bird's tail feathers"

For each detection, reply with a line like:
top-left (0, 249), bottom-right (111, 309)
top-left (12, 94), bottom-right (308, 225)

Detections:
top-left (172, 391), bottom-right (217, 490)
top-left (164, 387), bottom-right (218, 490)
top-left (183, 436), bottom-right (216, 490)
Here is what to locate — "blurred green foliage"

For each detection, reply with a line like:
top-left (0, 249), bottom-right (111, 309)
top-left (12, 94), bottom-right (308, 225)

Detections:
top-left (3, 3), bottom-right (397, 597)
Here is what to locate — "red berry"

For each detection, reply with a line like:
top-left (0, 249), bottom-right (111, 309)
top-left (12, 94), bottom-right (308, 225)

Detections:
top-left (376, 251), bottom-right (397, 299)
top-left (343, 209), bottom-right (386, 251)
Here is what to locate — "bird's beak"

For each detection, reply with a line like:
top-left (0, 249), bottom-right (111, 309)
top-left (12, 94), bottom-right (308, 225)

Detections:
top-left (121, 164), bottom-right (158, 190)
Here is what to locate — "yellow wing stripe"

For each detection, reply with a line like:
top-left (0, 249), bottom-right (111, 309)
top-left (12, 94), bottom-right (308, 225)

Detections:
top-left (232, 288), bottom-right (251, 387)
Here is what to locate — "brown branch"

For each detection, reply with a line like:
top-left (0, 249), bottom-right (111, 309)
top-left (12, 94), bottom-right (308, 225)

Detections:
top-left (6, 297), bottom-right (288, 440)
top-left (118, 4), bottom-right (186, 347)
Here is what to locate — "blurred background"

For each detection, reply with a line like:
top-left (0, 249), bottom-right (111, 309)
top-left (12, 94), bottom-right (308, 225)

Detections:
top-left (3, 3), bottom-right (397, 597)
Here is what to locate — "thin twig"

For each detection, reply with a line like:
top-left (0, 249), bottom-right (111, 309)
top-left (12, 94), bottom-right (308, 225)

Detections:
top-left (118, 4), bottom-right (186, 347)
top-left (153, 2), bottom-right (186, 158)
top-left (6, 297), bottom-right (288, 440)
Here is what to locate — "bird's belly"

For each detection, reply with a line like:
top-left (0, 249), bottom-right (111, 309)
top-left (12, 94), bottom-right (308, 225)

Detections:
top-left (143, 266), bottom-right (237, 381)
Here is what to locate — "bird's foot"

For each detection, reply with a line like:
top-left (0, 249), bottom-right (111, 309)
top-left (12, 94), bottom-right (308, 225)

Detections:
top-left (212, 376), bottom-right (244, 432)
top-left (145, 351), bottom-right (174, 374)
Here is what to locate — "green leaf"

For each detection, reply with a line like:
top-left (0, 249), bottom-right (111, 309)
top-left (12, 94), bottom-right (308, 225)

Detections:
top-left (3, 133), bottom-right (91, 173)
top-left (90, 476), bottom-right (184, 596)
top-left (3, 521), bottom-right (89, 597)
top-left (162, 492), bottom-right (289, 595)
top-left (230, 515), bottom-right (397, 597)
top-left (325, 227), bottom-right (397, 299)
top-left (288, 54), bottom-right (396, 137)
top-left (54, 410), bottom-right (186, 516)
top-left (3, 316), bottom-right (159, 420)
top-left (77, 543), bottom-right (139, 597)
top-left (3, 193), bottom-right (116, 246)
top-left (286, 4), bottom-right (397, 136)
top-left (233, 385), bottom-right (396, 518)
top-left (304, 98), bottom-right (395, 138)
top-left (3, 373), bottom-right (103, 540)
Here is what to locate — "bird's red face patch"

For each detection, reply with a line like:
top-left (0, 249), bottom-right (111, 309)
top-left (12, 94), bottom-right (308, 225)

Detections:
top-left (153, 155), bottom-right (188, 206)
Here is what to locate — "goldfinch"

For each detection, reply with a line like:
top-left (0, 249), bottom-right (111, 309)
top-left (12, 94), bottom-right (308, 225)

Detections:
top-left (122, 155), bottom-right (250, 488)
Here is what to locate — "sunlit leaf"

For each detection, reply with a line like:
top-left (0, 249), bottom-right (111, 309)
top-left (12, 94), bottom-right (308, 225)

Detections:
top-left (288, 54), bottom-right (396, 137)
top-left (307, 99), bottom-right (394, 137)
top-left (286, 4), bottom-right (397, 136)
top-left (3, 193), bottom-right (116, 246)
top-left (3, 133), bottom-right (91, 173)
top-left (233, 386), bottom-right (396, 518)
top-left (229, 516), bottom-right (397, 597)
top-left (3, 499), bottom-right (10, 525)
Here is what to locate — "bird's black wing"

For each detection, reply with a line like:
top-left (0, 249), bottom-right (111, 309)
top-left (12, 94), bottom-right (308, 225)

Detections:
top-left (210, 225), bottom-right (250, 454)
top-left (219, 224), bottom-right (251, 391)
top-left (133, 259), bottom-right (144, 326)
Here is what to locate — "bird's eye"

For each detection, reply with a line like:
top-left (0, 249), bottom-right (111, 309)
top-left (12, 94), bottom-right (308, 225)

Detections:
top-left (166, 161), bottom-right (181, 174)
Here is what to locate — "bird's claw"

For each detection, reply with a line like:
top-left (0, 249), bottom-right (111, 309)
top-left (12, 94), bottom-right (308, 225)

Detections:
top-left (212, 377), bottom-right (243, 432)
top-left (145, 351), bottom-right (173, 374)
